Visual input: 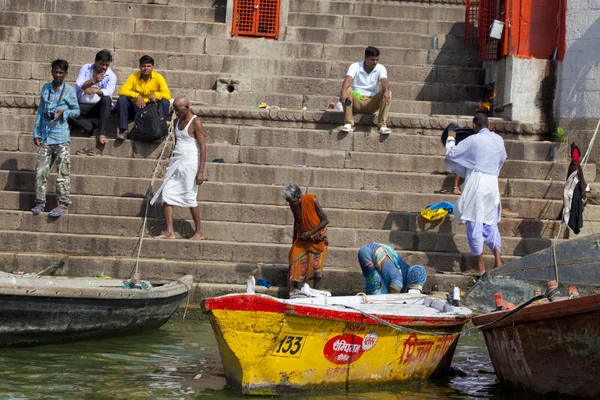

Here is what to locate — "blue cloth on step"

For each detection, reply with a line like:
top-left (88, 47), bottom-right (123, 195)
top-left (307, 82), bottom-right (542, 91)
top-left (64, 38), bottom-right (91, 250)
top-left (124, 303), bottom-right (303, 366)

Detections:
top-left (427, 201), bottom-right (454, 214)
top-left (256, 278), bottom-right (271, 288)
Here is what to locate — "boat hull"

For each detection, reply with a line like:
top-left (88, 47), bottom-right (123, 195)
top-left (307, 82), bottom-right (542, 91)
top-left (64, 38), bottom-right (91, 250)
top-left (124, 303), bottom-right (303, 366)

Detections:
top-left (0, 275), bottom-right (193, 347)
top-left (465, 234), bottom-right (600, 313)
top-left (203, 294), bottom-right (470, 395)
top-left (473, 294), bottom-right (600, 399)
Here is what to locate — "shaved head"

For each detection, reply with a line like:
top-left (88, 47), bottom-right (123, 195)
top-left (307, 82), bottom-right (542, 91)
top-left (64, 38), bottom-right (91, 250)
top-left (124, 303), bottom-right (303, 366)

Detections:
top-left (174, 96), bottom-right (190, 108)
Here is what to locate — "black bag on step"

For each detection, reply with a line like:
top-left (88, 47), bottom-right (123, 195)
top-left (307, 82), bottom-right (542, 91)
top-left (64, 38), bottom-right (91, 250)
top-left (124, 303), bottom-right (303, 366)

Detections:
top-left (129, 102), bottom-right (168, 142)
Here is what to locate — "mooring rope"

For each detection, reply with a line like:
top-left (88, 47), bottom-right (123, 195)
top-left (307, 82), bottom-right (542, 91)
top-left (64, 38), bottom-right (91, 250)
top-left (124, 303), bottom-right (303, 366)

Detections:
top-left (132, 110), bottom-right (177, 278)
top-left (333, 293), bottom-right (547, 337)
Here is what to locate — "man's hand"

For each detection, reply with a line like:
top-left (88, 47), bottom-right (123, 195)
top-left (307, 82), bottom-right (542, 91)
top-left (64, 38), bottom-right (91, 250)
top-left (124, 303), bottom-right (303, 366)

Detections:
top-left (84, 87), bottom-right (101, 95)
top-left (51, 110), bottom-right (65, 122)
top-left (448, 130), bottom-right (457, 139)
top-left (33, 137), bottom-right (40, 147)
top-left (136, 95), bottom-right (145, 108)
top-left (196, 171), bottom-right (204, 185)
top-left (340, 92), bottom-right (348, 105)
top-left (93, 71), bottom-right (105, 84)
top-left (148, 93), bottom-right (157, 103)
top-left (384, 90), bottom-right (391, 104)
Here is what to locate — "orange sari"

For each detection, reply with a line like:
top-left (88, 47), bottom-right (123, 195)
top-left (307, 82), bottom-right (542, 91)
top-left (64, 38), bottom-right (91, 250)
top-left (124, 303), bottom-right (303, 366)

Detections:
top-left (288, 194), bottom-right (328, 287)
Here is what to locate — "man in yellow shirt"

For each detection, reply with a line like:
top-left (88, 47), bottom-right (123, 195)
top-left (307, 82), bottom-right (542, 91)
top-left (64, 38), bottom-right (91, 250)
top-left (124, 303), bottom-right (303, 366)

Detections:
top-left (116, 55), bottom-right (171, 140)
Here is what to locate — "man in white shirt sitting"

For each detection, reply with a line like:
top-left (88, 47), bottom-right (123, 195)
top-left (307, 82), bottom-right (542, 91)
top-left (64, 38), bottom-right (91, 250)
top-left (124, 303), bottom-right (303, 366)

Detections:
top-left (339, 46), bottom-right (392, 135)
top-left (70, 49), bottom-right (117, 145)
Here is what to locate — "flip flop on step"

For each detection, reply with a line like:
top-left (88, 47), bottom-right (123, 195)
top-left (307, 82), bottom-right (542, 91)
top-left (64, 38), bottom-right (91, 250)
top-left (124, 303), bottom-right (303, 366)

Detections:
top-left (49, 207), bottom-right (68, 217)
top-left (31, 204), bottom-right (44, 215)
top-left (75, 147), bottom-right (91, 155)
top-left (86, 148), bottom-right (102, 156)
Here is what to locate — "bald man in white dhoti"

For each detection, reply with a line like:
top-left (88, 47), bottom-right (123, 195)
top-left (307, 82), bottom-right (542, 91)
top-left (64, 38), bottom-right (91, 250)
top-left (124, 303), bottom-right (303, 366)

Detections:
top-left (444, 113), bottom-right (507, 276)
top-left (151, 96), bottom-right (206, 240)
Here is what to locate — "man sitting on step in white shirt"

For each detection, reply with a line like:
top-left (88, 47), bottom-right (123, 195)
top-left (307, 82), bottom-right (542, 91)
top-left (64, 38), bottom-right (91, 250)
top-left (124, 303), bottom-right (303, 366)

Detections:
top-left (339, 46), bottom-right (392, 135)
top-left (69, 49), bottom-right (117, 146)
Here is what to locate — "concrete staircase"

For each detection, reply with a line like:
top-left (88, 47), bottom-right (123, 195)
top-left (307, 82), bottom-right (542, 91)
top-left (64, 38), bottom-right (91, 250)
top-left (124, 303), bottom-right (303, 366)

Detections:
top-left (1, 0), bottom-right (597, 299)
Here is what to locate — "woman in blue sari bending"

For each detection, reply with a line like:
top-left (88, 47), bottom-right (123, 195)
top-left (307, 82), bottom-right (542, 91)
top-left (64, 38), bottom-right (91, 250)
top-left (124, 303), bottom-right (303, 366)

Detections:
top-left (358, 243), bottom-right (427, 295)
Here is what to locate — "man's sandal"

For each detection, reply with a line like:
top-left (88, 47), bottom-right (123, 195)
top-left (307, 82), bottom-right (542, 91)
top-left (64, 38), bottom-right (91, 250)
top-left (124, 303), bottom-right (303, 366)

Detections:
top-left (49, 207), bottom-right (68, 217)
top-left (379, 126), bottom-right (392, 135)
top-left (31, 204), bottom-right (44, 215)
top-left (453, 187), bottom-right (462, 195)
top-left (86, 148), bottom-right (102, 156)
top-left (75, 147), bottom-right (91, 155)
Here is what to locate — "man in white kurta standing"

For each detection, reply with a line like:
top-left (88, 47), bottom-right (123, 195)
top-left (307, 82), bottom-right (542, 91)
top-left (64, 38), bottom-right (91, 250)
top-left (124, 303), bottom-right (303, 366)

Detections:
top-left (445, 113), bottom-right (507, 275)
top-left (152, 96), bottom-right (207, 240)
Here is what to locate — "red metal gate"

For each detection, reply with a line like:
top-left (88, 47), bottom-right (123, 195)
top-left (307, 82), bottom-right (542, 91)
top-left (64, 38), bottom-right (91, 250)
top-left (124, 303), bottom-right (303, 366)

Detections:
top-left (464, 0), bottom-right (479, 45)
top-left (464, 0), bottom-right (505, 61)
top-left (477, 0), bottom-right (503, 61)
top-left (231, 0), bottom-right (281, 39)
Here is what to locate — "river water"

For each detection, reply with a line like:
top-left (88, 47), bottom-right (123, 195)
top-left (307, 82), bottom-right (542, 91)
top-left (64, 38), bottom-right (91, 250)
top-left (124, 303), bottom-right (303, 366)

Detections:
top-left (0, 315), bottom-right (509, 400)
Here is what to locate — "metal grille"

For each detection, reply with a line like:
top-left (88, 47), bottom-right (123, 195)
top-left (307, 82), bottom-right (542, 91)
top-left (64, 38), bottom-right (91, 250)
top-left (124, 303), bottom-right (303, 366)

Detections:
top-left (232, 0), bottom-right (280, 39)
top-left (464, 0), bottom-right (479, 45)
top-left (478, 0), bottom-right (499, 61)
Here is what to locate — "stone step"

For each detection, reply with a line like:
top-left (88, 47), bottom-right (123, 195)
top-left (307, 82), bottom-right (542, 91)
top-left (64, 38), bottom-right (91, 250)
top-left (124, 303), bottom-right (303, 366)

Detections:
top-left (288, 13), bottom-right (464, 36)
top-left (202, 37), bottom-right (481, 68)
top-left (2, 182), bottom-right (599, 222)
top-left (0, 75), bottom-right (481, 105)
top-left (0, 199), bottom-right (567, 238)
top-left (285, 26), bottom-right (465, 51)
top-left (290, 1), bottom-right (466, 22)
top-left (0, 149), bottom-right (598, 199)
top-left (1, 151), bottom-right (593, 193)
top-left (0, 109), bottom-right (551, 142)
top-left (0, 252), bottom-right (475, 296)
top-left (0, 210), bottom-right (563, 257)
top-left (193, 89), bottom-right (480, 115)
top-left (0, 230), bottom-right (519, 272)
top-left (17, 17), bottom-right (228, 40)
top-left (0, 6), bottom-right (226, 26)
top-left (0, 55), bottom-right (484, 86)
top-left (0, 42), bottom-right (481, 80)
top-left (1, 0), bottom-right (223, 14)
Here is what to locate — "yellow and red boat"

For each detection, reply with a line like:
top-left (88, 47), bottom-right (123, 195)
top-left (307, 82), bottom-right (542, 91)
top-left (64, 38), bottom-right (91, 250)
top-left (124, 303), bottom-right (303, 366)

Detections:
top-left (201, 292), bottom-right (472, 395)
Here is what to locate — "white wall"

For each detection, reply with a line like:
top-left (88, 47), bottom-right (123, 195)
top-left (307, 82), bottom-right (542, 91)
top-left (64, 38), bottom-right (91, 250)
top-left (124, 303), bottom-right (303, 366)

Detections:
top-left (557, 0), bottom-right (600, 119)
top-left (489, 56), bottom-right (549, 123)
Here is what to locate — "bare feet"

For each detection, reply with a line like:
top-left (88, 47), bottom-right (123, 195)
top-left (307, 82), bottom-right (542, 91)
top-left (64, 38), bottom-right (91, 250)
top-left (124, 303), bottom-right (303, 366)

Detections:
top-left (98, 134), bottom-right (107, 144)
top-left (189, 232), bottom-right (206, 241)
top-left (153, 232), bottom-right (176, 239)
top-left (453, 186), bottom-right (462, 195)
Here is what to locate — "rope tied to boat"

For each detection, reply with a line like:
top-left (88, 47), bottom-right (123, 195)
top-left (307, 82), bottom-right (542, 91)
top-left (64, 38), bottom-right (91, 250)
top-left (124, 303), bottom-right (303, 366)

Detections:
top-left (131, 109), bottom-right (177, 278)
top-left (333, 293), bottom-right (547, 336)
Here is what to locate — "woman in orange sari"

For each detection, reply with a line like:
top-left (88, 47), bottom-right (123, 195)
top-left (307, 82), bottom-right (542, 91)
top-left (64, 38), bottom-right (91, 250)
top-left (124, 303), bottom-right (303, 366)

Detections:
top-left (282, 184), bottom-right (329, 297)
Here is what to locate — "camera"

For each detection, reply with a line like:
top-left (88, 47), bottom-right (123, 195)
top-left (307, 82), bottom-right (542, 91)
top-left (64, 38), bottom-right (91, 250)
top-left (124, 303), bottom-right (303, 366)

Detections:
top-left (44, 112), bottom-right (56, 120)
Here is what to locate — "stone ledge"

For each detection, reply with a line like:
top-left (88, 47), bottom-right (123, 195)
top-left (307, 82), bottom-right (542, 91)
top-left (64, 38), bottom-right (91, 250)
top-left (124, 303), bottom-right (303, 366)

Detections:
top-left (386, 0), bottom-right (466, 4)
top-left (0, 96), bottom-right (549, 134)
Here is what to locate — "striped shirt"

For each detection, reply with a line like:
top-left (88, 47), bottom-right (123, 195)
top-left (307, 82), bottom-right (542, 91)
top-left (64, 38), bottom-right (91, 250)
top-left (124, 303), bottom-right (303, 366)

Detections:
top-left (33, 82), bottom-right (80, 145)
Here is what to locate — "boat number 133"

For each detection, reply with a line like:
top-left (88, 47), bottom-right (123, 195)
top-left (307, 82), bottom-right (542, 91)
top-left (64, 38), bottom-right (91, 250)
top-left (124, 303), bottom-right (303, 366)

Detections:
top-left (272, 334), bottom-right (306, 357)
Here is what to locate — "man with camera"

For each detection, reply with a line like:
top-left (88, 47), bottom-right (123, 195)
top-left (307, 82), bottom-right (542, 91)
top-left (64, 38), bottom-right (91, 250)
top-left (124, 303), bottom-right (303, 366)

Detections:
top-left (31, 59), bottom-right (80, 218)
top-left (339, 46), bottom-right (392, 135)
top-left (70, 49), bottom-right (117, 145)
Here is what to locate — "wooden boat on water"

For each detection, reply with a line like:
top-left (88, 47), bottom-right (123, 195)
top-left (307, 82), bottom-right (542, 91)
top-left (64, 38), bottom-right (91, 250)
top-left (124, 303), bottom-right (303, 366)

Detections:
top-left (465, 234), bottom-right (600, 313)
top-left (472, 293), bottom-right (600, 399)
top-left (465, 234), bottom-right (600, 398)
top-left (201, 292), bottom-right (472, 395)
top-left (0, 271), bottom-right (193, 347)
